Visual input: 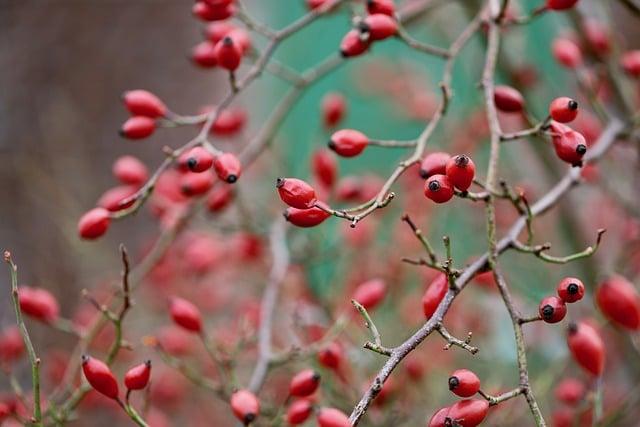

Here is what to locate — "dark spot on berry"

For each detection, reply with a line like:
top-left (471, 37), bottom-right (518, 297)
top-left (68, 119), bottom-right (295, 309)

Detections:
top-left (567, 322), bottom-right (578, 335)
top-left (276, 177), bottom-right (285, 188)
top-left (576, 144), bottom-right (587, 155)
top-left (243, 413), bottom-right (256, 424)
top-left (448, 376), bottom-right (460, 390)
top-left (568, 100), bottom-right (578, 110)
top-left (567, 283), bottom-right (579, 294)
top-left (419, 169), bottom-right (429, 179)
top-left (455, 155), bottom-right (469, 167)
top-left (187, 158), bottom-right (198, 170)
top-left (428, 180), bottom-right (441, 192)
top-left (542, 305), bottom-right (554, 319)
top-left (226, 175), bottom-right (238, 184)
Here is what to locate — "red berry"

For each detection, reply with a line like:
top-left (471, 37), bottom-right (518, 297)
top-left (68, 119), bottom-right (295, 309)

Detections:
top-left (428, 407), bottom-right (450, 427)
top-left (78, 207), bottom-right (111, 240)
top-left (367, 0), bottom-right (395, 16)
top-left (204, 22), bottom-right (236, 43)
top-left (192, 1), bottom-right (234, 21)
top-left (122, 90), bottom-right (166, 118)
top-left (318, 341), bottom-right (343, 369)
top-left (550, 97), bottom-right (579, 123)
top-left (361, 14), bottom-right (397, 41)
top-left (557, 277), bottom-right (585, 303)
top-left (554, 378), bottom-right (585, 405)
top-left (340, 30), bottom-right (370, 57)
top-left (312, 149), bottom-right (338, 188)
top-left (552, 408), bottom-right (573, 427)
top-left (446, 399), bottom-right (489, 427)
top-left (214, 36), bottom-right (242, 71)
top-left (549, 122), bottom-right (587, 166)
top-left (552, 38), bottom-right (582, 68)
top-left (445, 155), bottom-right (475, 191)
top-left (181, 146), bottom-right (214, 173)
top-left (322, 92), bottom-right (346, 128)
top-left (286, 399), bottom-right (313, 425)
top-left (97, 185), bottom-right (137, 212)
top-left (112, 155), bottom-right (148, 186)
top-left (424, 174), bottom-right (454, 203)
top-left (546, 0), bottom-right (579, 10)
top-left (352, 278), bottom-right (386, 310)
top-left (621, 50), bottom-right (640, 77)
top-left (583, 20), bottom-right (611, 56)
top-left (329, 129), bottom-right (368, 157)
top-left (306, 0), bottom-right (331, 9)
top-left (494, 85), bottom-right (525, 112)
top-left (317, 407), bottom-right (350, 427)
top-left (180, 170), bottom-right (214, 196)
top-left (595, 275), bottom-right (640, 330)
top-left (228, 28), bottom-right (251, 55)
top-left (448, 369), bottom-right (481, 398)
top-left (81, 355), bottom-right (119, 399)
top-left (422, 273), bottom-right (448, 319)
top-left (192, 41), bottom-right (218, 68)
top-left (0, 326), bottom-right (24, 363)
top-left (170, 297), bottom-right (202, 333)
top-left (539, 296), bottom-right (567, 324)
top-left (231, 389), bottom-right (260, 425)
top-left (419, 152), bottom-right (451, 178)
top-left (213, 152), bottom-right (242, 183)
top-left (567, 321), bottom-right (605, 376)
top-left (120, 116), bottom-right (155, 139)
top-left (18, 287), bottom-right (59, 323)
top-left (206, 186), bottom-right (234, 213)
top-left (284, 205), bottom-right (330, 228)
top-left (289, 369), bottom-right (321, 397)
top-left (276, 178), bottom-right (317, 209)
top-left (210, 107), bottom-right (247, 136)
top-left (124, 360), bottom-right (152, 390)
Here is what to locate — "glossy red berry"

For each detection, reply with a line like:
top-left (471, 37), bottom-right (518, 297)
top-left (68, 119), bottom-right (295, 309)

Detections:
top-left (318, 341), bottom-right (342, 369)
top-left (192, 41), bottom-right (218, 68)
top-left (446, 399), bottom-right (489, 427)
top-left (554, 378), bottom-right (585, 406)
top-left (0, 326), bottom-right (24, 362)
top-left (97, 185), bottom-right (137, 212)
top-left (448, 369), bottom-right (481, 398)
top-left (621, 50), bottom-right (640, 77)
top-left (367, 0), bottom-right (395, 16)
top-left (552, 38), bottom-right (583, 68)
top-left (340, 30), bottom-right (370, 57)
top-left (180, 170), bottom-right (214, 196)
top-left (276, 178), bottom-right (317, 209)
top-left (286, 399), bottom-right (313, 425)
top-left (18, 287), bottom-right (59, 323)
top-left (289, 369), bottom-right (321, 397)
top-left (204, 21), bottom-right (236, 43)
top-left (322, 92), bottom-right (346, 128)
top-left (120, 116), bottom-right (156, 139)
top-left (539, 296), bottom-right (567, 324)
top-left (424, 174), bottom-right (454, 203)
top-left (170, 297), bottom-right (202, 333)
top-left (419, 152), bottom-right (451, 178)
top-left (422, 273), bottom-right (448, 319)
top-left (317, 407), bottom-right (350, 427)
top-left (124, 360), bottom-right (152, 390)
top-left (214, 36), bottom-right (242, 71)
top-left (595, 275), bottom-right (640, 330)
top-left (192, 1), bottom-right (234, 22)
top-left (312, 149), bottom-right (338, 188)
top-left (549, 122), bottom-right (587, 166)
top-left (494, 85), bottom-right (525, 112)
top-left (78, 207), bottom-right (111, 240)
top-left (550, 97), bottom-right (579, 123)
top-left (228, 28), bottom-right (251, 55)
top-left (181, 147), bottom-right (214, 173)
top-left (546, 0), bottom-right (579, 10)
top-left (122, 90), bottom-right (166, 118)
top-left (428, 407), bottom-right (450, 427)
top-left (284, 205), bottom-right (330, 228)
top-left (361, 14), bottom-right (397, 41)
top-left (206, 186), bottom-right (234, 213)
top-left (82, 355), bottom-right (119, 399)
top-left (567, 321), bottom-right (605, 376)
top-left (112, 155), bottom-right (148, 186)
top-left (557, 277), bottom-right (585, 303)
top-left (231, 389), bottom-right (260, 425)
top-left (353, 278), bottom-right (386, 310)
top-left (213, 153), bottom-right (242, 183)
top-left (445, 155), bottom-right (475, 191)
top-left (329, 129), bottom-right (368, 157)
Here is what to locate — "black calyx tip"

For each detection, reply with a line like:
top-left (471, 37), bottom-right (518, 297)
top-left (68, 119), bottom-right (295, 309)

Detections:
top-left (419, 169), bottom-right (429, 179)
top-left (187, 157), bottom-right (198, 170)
top-left (145, 360), bottom-right (152, 367)
top-left (181, 185), bottom-right (192, 195)
top-left (542, 305), bottom-right (554, 319)
top-left (312, 372), bottom-right (321, 382)
top-left (81, 354), bottom-right (90, 364)
top-left (367, 0), bottom-right (375, 6)
top-left (448, 376), bottom-right (459, 390)
top-left (226, 175), bottom-right (238, 184)
top-left (444, 418), bottom-right (454, 427)
top-left (118, 128), bottom-right (126, 137)
top-left (222, 36), bottom-right (234, 46)
top-left (243, 413), bottom-right (256, 424)
top-left (567, 283), bottom-right (579, 294)
top-left (428, 180), bottom-right (441, 192)
top-left (282, 210), bottom-right (290, 221)
top-left (340, 49), bottom-right (349, 58)
top-left (276, 177), bottom-right (285, 188)
top-left (576, 144), bottom-right (587, 155)
top-left (358, 22), bottom-right (371, 33)
top-left (327, 139), bottom-right (337, 150)
top-left (568, 100), bottom-right (578, 110)
top-left (455, 154), bottom-right (470, 167)
top-left (567, 322), bottom-right (578, 335)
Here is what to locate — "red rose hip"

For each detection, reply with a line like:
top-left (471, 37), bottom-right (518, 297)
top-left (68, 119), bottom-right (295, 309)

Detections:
top-left (289, 369), bottom-right (321, 397)
top-left (557, 277), bottom-right (585, 303)
top-left (230, 389), bottom-right (260, 425)
top-left (78, 208), bottom-right (111, 240)
top-left (448, 369), bottom-right (481, 398)
top-left (82, 355), bottom-right (119, 399)
top-left (445, 155), bottom-right (475, 191)
top-left (329, 129), bottom-right (369, 157)
top-left (124, 360), bottom-right (152, 390)
top-left (170, 297), bottom-right (203, 333)
top-left (539, 296), bottom-right (567, 323)
top-left (550, 97), bottom-right (579, 123)
top-left (276, 178), bottom-right (317, 209)
top-left (424, 174), bottom-right (454, 203)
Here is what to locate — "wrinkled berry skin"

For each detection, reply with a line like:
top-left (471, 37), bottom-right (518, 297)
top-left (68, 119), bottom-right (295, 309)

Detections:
top-left (448, 369), bottom-right (480, 398)
top-left (567, 321), bottom-right (605, 376)
top-left (595, 275), bottom-right (640, 330)
top-left (557, 277), bottom-right (585, 303)
top-left (550, 97), bottom-right (579, 123)
top-left (276, 178), bottom-right (317, 209)
top-left (424, 174), bottom-right (454, 203)
top-left (539, 296), bottom-right (567, 323)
